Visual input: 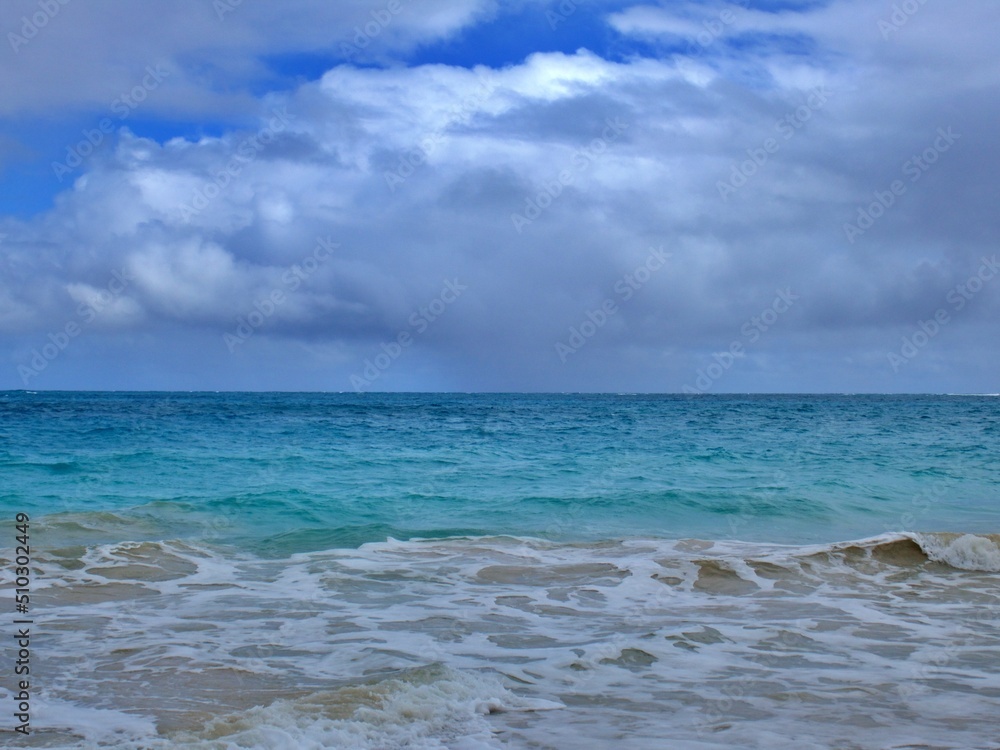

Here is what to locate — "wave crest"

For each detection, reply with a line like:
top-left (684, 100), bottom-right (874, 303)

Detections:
top-left (909, 531), bottom-right (1000, 572)
top-left (815, 532), bottom-right (1000, 572)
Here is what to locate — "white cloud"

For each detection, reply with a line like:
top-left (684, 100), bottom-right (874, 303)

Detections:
top-left (1, 0), bottom-right (999, 391)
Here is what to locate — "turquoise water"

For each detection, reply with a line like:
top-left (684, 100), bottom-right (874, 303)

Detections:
top-left (4, 392), bottom-right (999, 551)
top-left (2, 392), bottom-right (999, 749)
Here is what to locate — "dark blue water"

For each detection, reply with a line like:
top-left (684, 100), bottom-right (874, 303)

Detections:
top-left (2, 392), bottom-right (997, 553)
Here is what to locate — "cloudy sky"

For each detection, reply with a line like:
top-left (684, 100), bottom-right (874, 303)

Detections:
top-left (1, 0), bottom-right (997, 392)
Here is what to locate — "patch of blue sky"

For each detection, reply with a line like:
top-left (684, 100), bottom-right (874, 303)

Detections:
top-left (404, 1), bottom-right (637, 69)
top-left (726, 30), bottom-right (819, 58)
top-left (748, 0), bottom-right (831, 11)
top-left (263, 51), bottom-right (356, 82)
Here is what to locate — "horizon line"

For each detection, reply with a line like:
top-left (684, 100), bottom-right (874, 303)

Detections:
top-left (3, 390), bottom-right (998, 396)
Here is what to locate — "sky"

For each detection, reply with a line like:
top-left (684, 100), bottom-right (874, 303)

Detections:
top-left (0, 0), bottom-right (998, 393)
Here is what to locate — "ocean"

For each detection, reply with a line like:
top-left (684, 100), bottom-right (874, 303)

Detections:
top-left (1, 392), bottom-right (998, 749)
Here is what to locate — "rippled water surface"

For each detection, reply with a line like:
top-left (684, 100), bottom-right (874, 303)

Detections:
top-left (1, 392), bottom-right (998, 748)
